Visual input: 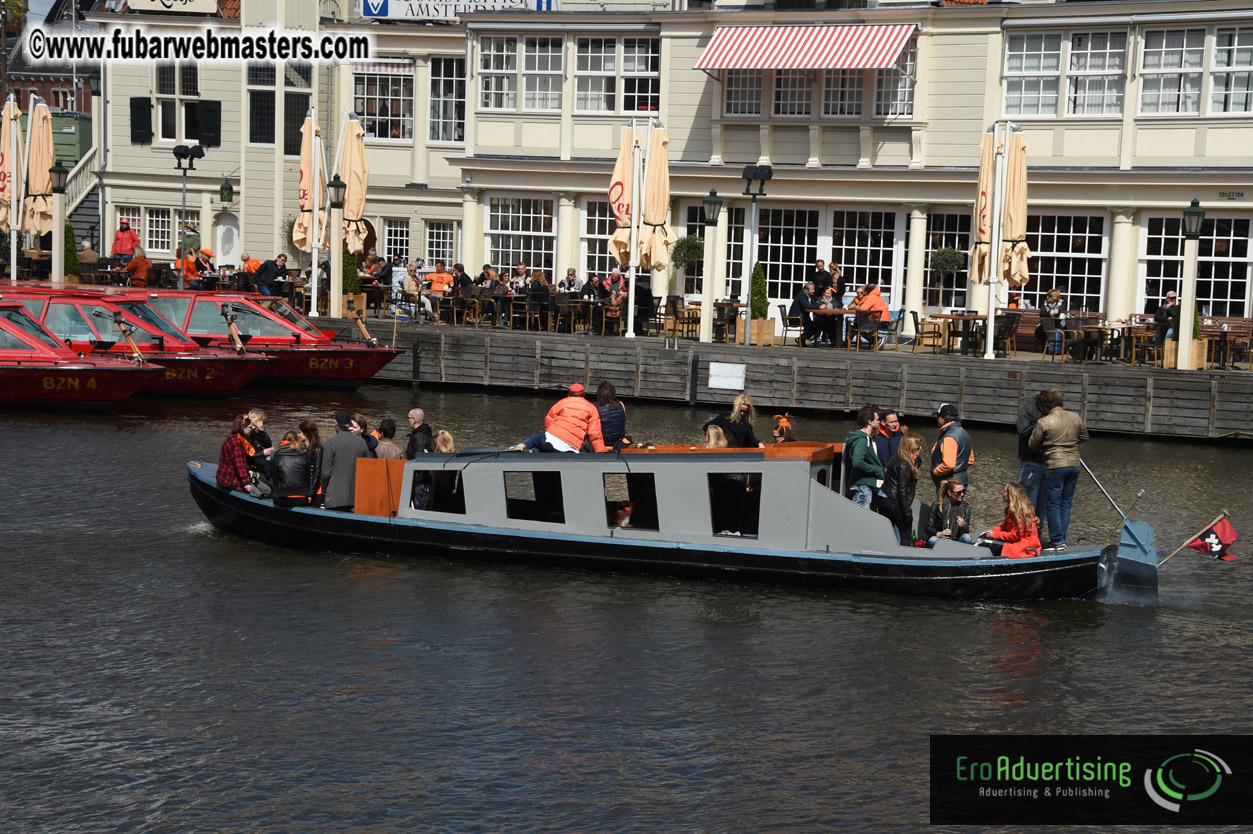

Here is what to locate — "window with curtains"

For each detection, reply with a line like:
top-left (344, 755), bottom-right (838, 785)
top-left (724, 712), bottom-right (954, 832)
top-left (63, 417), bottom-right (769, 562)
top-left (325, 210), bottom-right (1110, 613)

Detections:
top-left (487, 197), bottom-right (555, 271)
top-left (523, 37), bottom-right (563, 112)
top-left (581, 200), bottom-right (617, 280)
top-left (1022, 215), bottom-right (1107, 312)
top-left (1140, 29), bottom-right (1205, 115)
top-left (622, 38), bottom-right (660, 112)
top-left (353, 62), bottom-right (415, 140)
top-left (1002, 31), bottom-right (1131, 117)
top-left (1211, 27), bottom-right (1253, 114)
top-left (1143, 216), bottom-right (1250, 317)
top-left (429, 57), bottom-right (466, 142)
top-left (576, 39), bottom-right (616, 112)
top-left (573, 37), bottom-right (660, 114)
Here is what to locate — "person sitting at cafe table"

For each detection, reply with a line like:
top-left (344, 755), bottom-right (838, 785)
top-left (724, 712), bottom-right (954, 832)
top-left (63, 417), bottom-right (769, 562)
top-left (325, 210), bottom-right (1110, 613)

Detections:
top-left (253, 253), bottom-right (289, 296)
top-left (1154, 290), bottom-right (1179, 346)
top-left (428, 260), bottom-right (454, 297)
top-left (124, 246), bottom-right (152, 286)
top-left (111, 219), bottom-right (141, 263)
top-left (1035, 287), bottom-right (1065, 349)
top-left (240, 253), bottom-right (261, 274)
top-left (817, 286), bottom-right (842, 346)
top-left (401, 262), bottom-right (433, 321)
top-left (78, 240), bottom-right (100, 266)
top-left (195, 248), bottom-right (215, 276)
top-left (789, 280), bottom-right (822, 347)
top-left (177, 247), bottom-right (202, 288)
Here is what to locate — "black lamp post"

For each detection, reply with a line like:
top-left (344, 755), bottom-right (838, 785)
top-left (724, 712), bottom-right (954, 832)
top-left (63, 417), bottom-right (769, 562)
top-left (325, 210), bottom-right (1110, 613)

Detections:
top-left (328, 174), bottom-right (347, 209)
top-left (702, 188), bottom-right (723, 228)
top-left (49, 160), bottom-right (68, 193)
top-left (741, 165), bottom-right (772, 338)
top-left (698, 189), bottom-right (724, 343)
top-left (173, 144), bottom-right (205, 289)
top-left (1177, 199), bottom-right (1207, 369)
top-left (219, 177), bottom-right (233, 207)
top-left (1182, 198), bottom-right (1205, 240)
top-left (49, 160), bottom-right (69, 283)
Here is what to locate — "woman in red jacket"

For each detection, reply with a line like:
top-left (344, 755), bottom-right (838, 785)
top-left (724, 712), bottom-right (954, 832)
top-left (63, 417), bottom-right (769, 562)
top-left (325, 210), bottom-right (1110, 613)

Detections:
top-left (216, 413), bottom-right (256, 493)
top-left (977, 481), bottom-right (1042, 559)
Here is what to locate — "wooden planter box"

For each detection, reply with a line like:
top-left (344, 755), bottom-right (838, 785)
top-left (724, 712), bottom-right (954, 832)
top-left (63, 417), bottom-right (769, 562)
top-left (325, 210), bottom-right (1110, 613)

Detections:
top-left (735, 317), bottom-right (775, 346)
top-left (1163, 338), bottom-right (1206, 369)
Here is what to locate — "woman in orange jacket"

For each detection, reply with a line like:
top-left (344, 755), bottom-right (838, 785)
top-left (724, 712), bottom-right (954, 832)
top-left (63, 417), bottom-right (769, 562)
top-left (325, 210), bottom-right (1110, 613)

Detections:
top-left (977, 482), bottom-right (1042, 559)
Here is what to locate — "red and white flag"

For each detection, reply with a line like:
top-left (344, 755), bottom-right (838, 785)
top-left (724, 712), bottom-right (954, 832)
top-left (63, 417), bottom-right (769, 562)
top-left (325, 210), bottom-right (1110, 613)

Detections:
top-left (1185, 517), bottom-right (1239, 561)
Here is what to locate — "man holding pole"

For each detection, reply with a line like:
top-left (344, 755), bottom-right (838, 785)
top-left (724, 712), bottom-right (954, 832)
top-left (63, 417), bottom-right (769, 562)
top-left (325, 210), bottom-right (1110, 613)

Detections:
top-left (1029, 389), bottom-right (1088, 553)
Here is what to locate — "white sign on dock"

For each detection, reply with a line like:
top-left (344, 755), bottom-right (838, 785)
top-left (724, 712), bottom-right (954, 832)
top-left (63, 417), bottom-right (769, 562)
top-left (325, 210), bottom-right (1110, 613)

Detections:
top-left (708, 362), bottom-right (746, 391)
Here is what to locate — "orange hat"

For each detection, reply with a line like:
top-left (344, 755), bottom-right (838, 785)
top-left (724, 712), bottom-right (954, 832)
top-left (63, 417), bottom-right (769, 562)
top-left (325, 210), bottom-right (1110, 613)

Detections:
top-left (569, 383), bottom-right (584, 395)
top-left (199, 248), bottom-right (214, 256)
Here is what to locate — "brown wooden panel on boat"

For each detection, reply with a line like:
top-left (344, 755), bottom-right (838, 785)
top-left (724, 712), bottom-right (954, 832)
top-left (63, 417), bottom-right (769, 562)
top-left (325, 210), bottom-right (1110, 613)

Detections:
top-left (354, 458), bottom-right (407, 517)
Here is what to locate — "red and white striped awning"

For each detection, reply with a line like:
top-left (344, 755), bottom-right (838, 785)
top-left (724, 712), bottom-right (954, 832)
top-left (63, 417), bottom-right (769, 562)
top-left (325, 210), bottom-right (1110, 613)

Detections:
top-left (694, 23), bottom-right (918, 71)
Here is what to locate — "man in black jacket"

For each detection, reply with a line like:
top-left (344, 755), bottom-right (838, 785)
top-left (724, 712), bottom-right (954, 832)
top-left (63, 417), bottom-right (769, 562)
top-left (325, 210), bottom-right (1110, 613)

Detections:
top-left (253, 254), bottom-right (289, 296)
top-left (406, 406), bottom-right (435, 509)
top-left (789, 281), bottom-right (821, 346)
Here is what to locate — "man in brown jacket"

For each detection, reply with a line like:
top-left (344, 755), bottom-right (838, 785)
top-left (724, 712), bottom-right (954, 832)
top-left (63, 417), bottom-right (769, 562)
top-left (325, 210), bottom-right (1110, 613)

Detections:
top-left (1028, 389), bottom-right (1089, 552)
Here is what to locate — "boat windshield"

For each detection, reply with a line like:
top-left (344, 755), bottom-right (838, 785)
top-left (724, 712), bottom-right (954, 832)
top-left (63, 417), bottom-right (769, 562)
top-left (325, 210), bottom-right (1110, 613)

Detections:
top-left (0, 307), bottom-right (62, 348)
top-left (254, 298), bottom-right (323, 338)
top-left (78, 303), bottom-right (161, 344)
top-left (116, 302), bottom-right (191, 342)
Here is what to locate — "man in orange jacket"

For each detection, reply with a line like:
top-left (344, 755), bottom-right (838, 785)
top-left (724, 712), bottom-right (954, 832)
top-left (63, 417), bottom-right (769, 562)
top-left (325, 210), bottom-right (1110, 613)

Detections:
top-left (540, 383), bottom-right (606, 453)
top-left (857, 284), bottom-right (889, 322)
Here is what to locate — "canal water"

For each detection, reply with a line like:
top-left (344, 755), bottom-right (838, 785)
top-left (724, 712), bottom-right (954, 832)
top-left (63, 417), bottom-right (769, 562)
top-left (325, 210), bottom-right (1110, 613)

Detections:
top-left (3, 385), bottom-right (1251, 832)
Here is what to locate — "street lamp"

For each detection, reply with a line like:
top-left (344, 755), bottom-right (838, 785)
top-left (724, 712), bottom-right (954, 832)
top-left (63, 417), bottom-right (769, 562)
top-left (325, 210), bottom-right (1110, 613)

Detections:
top-left (326, 173), bottom-right (347, 318)
top-left (219, 177), bottom-right (233, 207)
top-left (1176, 198), bottom-right (1207, 370)
top-left (173, 144), bottom-right (204, 289)
top-left (49, 160), bottom-right (68, 284)
top-left (741, 165), bottom-right (771, 344)
top-left (698, 189), bottom-right (724, 343)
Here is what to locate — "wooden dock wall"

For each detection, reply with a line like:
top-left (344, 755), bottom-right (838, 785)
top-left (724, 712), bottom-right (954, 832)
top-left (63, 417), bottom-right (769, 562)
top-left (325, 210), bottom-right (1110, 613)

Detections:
top-left (339, 319), bottom-right (1253, 440)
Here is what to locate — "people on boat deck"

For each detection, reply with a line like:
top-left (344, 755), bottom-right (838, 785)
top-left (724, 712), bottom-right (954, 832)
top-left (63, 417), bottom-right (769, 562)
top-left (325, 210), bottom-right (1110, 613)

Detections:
top-left (1029, 388), bottom-right (1089, 553)
top-left (925, 479), bottom-right (974, 547)
top-left (930, 403), bottom-right (974, 492)
top-left (299, 419), bottom-right (325, 507)
top-left (976, 482), bottom-right (1042, 559)
top-left (247, 408), bottom-right (274, 458)
top-left (843, 405), bottom-right (884, 509)
top-left (772, 413), bottom-right (797, 443)
top-left (321, 410), bottom-right (370, 511)
top-left (595, 381), bottom-right (630, 449)
top-left (875, 433), bottom-right (923, 545)
top-left (874, 408), bottom-right (905, 464)
top-left (405, 408), bottom-right (434, 460)
top-left (704, 424), bottom-right (728, 448)
top-left (351, 412), bottom-right (378, 458)
top-left (374, 417), bottom-right (405, 460)
top-left (271, 429), bottom-right (314, 507)
top-left (1016, 394), bottom-right (1050, 545)
top-left (432, 430), bottom-right (455, 453)
top-left (703, 393), bottom-right (764, 449)
top-left (216, 413), bottom-right (257, 494)
top-left (539, 383), bottom-right (606, 453)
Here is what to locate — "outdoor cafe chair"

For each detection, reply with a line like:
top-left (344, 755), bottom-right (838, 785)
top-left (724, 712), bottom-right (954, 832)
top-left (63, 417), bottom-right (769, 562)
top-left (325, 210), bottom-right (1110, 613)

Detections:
top-left (777, 304), bottom-right (803, 345)
top-left (551, 293), bottom-right (576, 333)
top-left (881, 309), bottom-right (906, 351)
top-left (910, 311), bottom-right (943, 355)
top-left (983, 310), bottom-right (1022, 358)
top-left (665, 295), bottom-right (698, 339)
top-left (1039, 316), bottom-right (1078, 362)
top-left (851, 311), bottom-right (882, 352)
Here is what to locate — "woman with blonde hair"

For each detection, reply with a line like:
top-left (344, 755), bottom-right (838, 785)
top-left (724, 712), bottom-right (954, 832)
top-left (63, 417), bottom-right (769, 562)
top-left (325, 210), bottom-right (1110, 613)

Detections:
top-left (977, 482), bottom-right (1042, 559)
top-left (703, 424), bottom-right (728, 449)
top-left (432, 429), bottom-right (455, 453)
top-left (124, 245), bottom-right (152, 286)
top-left (875, 433), bottom-right (923, 544)
top-left (702, 393), bottom-right (763, 448)
top-left (925, 479), bottom-right (973, 547)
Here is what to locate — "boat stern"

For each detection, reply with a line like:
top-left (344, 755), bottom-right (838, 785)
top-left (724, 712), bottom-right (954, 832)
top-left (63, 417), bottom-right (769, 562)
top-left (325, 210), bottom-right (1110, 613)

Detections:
top-left (1104, 521), bottom-right (1159, 600)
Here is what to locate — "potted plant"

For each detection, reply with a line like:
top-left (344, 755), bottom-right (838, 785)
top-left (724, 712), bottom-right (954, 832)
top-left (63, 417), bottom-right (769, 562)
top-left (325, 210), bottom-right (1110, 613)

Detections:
top-left (747, 261), bottom-right (773, 346)
top-left (1163, 303), bottom-right (1206, 369)
top-left (63, 221), bottom-right (78, 279)
top-left (342, 246), bottom-right (365, 317)
top-left (928, 246), bottom-right (965, 302)
top-left (669, 233), bottom-right (705, 297)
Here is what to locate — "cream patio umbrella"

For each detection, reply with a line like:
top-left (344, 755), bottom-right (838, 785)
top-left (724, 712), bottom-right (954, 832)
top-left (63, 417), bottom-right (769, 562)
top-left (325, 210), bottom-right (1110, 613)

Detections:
top-left (1, 97), bottom-right (24, 283)
top-left (21, 100), bottom-right (54, 239)
top-left (637, 127), bottom-right (675, 272)
top-left (999, 129), bottom-right (1030, 288)
top-left (292, 113), bottom-right (327, 253)
top-left (339, 117), bottom-right (370, 255)
top-left (609, 129), bottom-right (634, 267)
top-left (968, 129), bottom-right (995, 287)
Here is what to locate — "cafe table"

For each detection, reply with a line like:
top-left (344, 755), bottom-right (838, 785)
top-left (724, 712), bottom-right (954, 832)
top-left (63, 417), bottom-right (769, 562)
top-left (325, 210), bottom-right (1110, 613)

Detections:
top-left (930, 313), bottom-right (987, 355)
top-left (809, 307), bottom-right (857, 348)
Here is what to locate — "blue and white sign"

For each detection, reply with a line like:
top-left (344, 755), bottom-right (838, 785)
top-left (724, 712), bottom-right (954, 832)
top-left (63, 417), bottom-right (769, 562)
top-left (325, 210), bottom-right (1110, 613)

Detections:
top-left (361, 0), bottom-right (556, 20)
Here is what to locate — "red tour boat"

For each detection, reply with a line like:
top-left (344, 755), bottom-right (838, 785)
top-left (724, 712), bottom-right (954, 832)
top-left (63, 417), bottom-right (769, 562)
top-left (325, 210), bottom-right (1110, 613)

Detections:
top-left (3, 288), bottom-right (275, 394)
top-left (0, 301), bottom-right (163, 407)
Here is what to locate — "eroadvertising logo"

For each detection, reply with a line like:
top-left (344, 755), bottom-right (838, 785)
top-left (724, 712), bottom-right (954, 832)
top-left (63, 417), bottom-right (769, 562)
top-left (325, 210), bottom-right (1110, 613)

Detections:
top-left (930, 735), bottom-right (1252, 824)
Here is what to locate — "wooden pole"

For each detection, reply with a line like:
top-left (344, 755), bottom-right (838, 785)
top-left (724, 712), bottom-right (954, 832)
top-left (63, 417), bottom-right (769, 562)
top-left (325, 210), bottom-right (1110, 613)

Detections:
top-left (1159, 510), bottom-right (1228, 567)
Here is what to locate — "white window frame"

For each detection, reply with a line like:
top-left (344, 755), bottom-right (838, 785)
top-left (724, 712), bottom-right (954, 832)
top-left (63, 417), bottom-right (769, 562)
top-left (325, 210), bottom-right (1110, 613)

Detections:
top-left (480, 36), bottom-right (518, 112)
top-left (523, 37), bottom-right (564, 113)
top-left (429, 57), bottom-right (466, 144)
top-left (757, 207), bottom-right (820, 301)
top-left (145, 208), bottom-right (172, 253)
top-left (1140, 214), bottom-right (1251, 317)
top-left (383, 219), bottom-right (411, 263)
top-left (155, 63), bottom-right (199, 144)
top-left (425, 221), bottom-right (457, 266)
top-left (1211, 27), bottom-right (1253, 115)
top-left (1139, 28), bottom-right (1206, 116)
top-left (723, 70), bottom-right (763, 117)
top-left (1067, 32), bottom-right (1128, 117)
top-left (822, 69), bottom-right (863, 117)
top-left (1003, 33), bottom-right (1063, 117)
top-left (352, 61), bottom-right (415, 141)
top-left (1022, 214), bottom-right (1108, 313)
top-left (575, 37), bottom-right (616, 113)
top-left (829, 208), bottom-right (905, 308)
top-left (773, 70), bottom-right (813, 117)
top-left (580, 198), bottom-right (618, 280)
top-left (875, 40), bottom-right (917, 118)
top-left (621, 38), bottom-right (660, 114)
top-left (485, 196), bottom-right (556, 273)
top-left (921, 212), bottom-right (971, 309)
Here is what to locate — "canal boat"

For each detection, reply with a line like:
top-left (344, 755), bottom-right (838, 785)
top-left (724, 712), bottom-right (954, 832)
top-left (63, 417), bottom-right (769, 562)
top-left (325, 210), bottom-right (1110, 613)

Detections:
top-left (187, 442), bottom-right (1159, 601)
top-left (0, 300), bottom-right (163, 407)
top-left (142, 290), bottom-right (400, 387)
top-left (3, 288), bottom-right (274, 394)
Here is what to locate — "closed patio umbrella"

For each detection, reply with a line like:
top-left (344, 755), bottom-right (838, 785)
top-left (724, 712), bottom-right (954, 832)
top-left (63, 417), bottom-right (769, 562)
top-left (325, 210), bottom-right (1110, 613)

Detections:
top-left (637, 127), bottom-right (675, 272)
top-left (1000, 130), bottom-right (1030, 288)
top-left (339, 117), bottom-right (369, 255)
top-left (609, 129), bottom-right (633, 266)
top-left (968, 130), bottom-right (995, 286)
top-left (292, 113), bottom-right (327, 252)
top-left (21, 100), bottom-right (54, 238)
top-left (0, 97), bottom-right (23, 235)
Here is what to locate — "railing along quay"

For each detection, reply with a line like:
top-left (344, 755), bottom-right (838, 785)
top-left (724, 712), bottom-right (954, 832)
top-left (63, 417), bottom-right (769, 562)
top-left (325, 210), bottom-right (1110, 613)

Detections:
top-left (323, 318), bottom-right (1253, 441)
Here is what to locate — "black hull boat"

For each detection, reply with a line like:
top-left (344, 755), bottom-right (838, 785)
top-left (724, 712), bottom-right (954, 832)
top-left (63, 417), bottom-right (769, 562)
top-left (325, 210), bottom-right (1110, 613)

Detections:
top-left (187, 443), bottom-right (1159, 602)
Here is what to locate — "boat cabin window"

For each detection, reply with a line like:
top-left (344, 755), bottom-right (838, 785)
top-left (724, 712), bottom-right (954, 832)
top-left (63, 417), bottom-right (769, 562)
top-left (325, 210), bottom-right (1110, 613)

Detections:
top-left (602, 473), bottom-right (660, 531)
top-left (426, 471), bottom-right (466, 515)
top-left (255, 298), bottom-right (323, 338)
top-left (43, 303), bottom-right (97, 342)
top-left (708, 473), bottom-right (761, 538)
top-left (17, 299), bottom-right (46, 319)
top-left (816, 468), bottom-right (828, 487)
top-left (185, 300), bottom-right (226, 334)
top-left (79, 304), bottom-right (161, 344)
top-left (0, 308), bottom-right (61, 348)
top-left (118, 302), bottom-right (190, 342)
top-left (504, 471), bottom-right (565, 524)
top-left (149, 297), bottom-right (190, 329)
top-left (0, 328), bottom-right (30, 350)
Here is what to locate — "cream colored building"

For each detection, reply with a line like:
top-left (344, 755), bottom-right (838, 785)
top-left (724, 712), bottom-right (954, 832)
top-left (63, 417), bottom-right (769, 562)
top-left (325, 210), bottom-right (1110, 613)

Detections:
top-left (86, 0), bottom-right (1253, 330)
